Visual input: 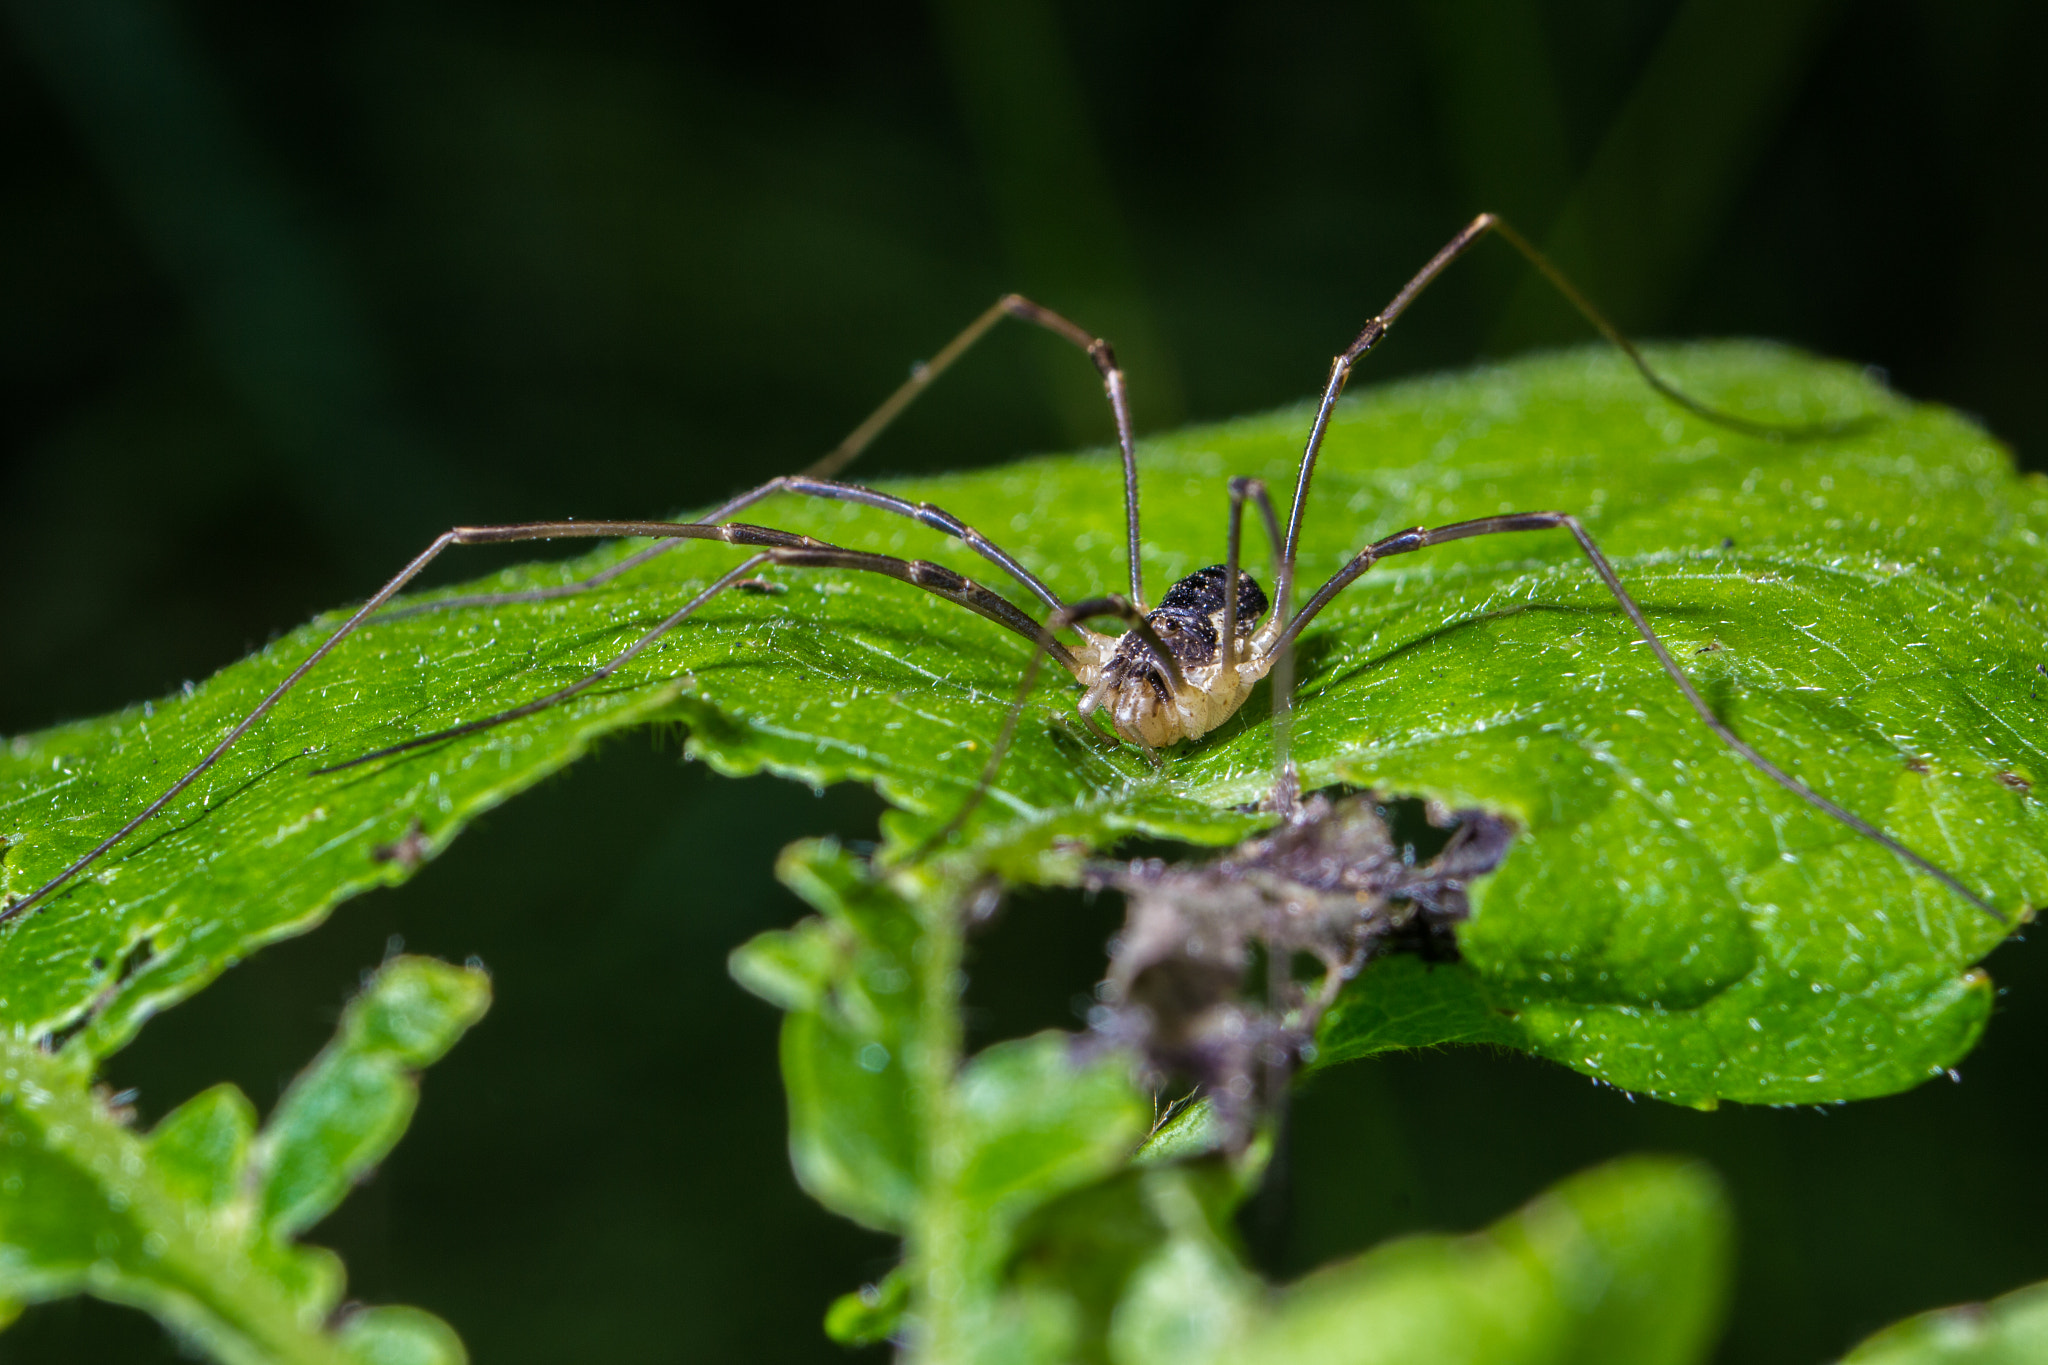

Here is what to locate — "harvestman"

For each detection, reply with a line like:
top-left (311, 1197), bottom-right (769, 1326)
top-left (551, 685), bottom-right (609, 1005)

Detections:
top-left (0, 214), bottom-right (2005, 926)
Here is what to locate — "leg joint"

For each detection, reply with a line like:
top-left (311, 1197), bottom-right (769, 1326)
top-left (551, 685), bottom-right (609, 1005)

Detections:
top-left (908, 560), bottom-right (969, 593)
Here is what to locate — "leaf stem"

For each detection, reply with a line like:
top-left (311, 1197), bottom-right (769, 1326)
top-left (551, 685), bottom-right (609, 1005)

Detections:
top-left (903, 870), bottom-right (971, 1362)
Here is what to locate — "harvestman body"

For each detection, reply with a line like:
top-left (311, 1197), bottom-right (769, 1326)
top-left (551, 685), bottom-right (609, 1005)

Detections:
top-left (0, 214), bottom-right (2006, 926)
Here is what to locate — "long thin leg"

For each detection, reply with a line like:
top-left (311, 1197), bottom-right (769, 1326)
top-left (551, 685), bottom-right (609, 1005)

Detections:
top-left (399, 298), bottom-right (1012, 615)
top-left (324, 530), bottom-right (1121, 774)
top-left (905, 595), bottom-right (1174, 862)
top-left (390, 475), bottom-right (1068, 619)
top-left (5, 524), bottom-right (504, 925)
top-left (788, 295), bottom-right (1147, 607)
top-left (0, 516), bottom-right (1077, 924)
top-left (415, 292), bottom-right (1146, 616)
top-left (313, 554), bottom-right (771, 773)
top-left (1217, 480), bottom-right (1253, 671)
top-left (370, 577), bottom-right (1187, 863)
top-left (803, 296), bottom-right (1020, 480)
top-left (1278, 511), bottom-right (2004, 921)
top-left (804, 294), bottom-right (1131, 487)
top-left (1275, 212), bottom-right (1853, 614)
top-left (997, 298), bottom-right (1147, 607)
top-left (1219, 478), bottom-right (1297, 816)
top-left (325, 526), bottom-right (1104, 774)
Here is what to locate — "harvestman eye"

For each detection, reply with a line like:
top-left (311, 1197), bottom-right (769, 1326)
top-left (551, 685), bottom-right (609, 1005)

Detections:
top-left (0, 213), bottom-right (2006, 926)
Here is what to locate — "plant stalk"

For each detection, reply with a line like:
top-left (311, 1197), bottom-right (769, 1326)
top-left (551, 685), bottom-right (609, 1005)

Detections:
top-left (903, 869), bottom-right (972, 1362)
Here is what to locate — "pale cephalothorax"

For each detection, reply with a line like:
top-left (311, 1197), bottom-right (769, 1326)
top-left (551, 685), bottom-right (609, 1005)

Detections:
top-left (0, 214), bottom-right (2006, 926)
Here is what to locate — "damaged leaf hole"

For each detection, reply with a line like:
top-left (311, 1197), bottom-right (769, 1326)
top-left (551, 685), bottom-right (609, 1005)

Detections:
top-left (962, 792), bottom-right (1497, 1055)
top-left (42, 935), bottom-right (157, 1052)
top-left (1081, 791), bottom-right (1514, 1140)
top-left (372, 818), bottom-right (431, 870)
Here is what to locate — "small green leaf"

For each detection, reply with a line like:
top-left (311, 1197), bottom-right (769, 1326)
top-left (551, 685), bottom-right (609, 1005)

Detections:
top-left (727, 916), bottom-right (840, 1014)
top-left (256, 956), bottom-right (492, 1240)
top-left (744, 843), bottom-right (1160, 1356)
top-left (0, 955), bottom-right (480, 1363)
top-left (1841, 1279), bottom-right (2048, 1365)
top-left (745, 850), bottom-right (1149, 1255)
top-left (951, 1032), bottom-right (1151, 1281)
top-left (738, 840), bottom-right (925, 1232)
top-left (335, 1305), bottom-right (469, 1365)
top-left (1216, 1156), bottom-right (1730, 1365)
top-left (146, 1084), bottom-right (257, 1213)
top-left (1001, 1161), bottom-right (1258, 1365)
top-left (824, 1267), bottom-right (910, 1347)
top-left (781, 1009), bottom-right (922, 1233)
top-left (1107, 1222), bottom-right (1260, 1365)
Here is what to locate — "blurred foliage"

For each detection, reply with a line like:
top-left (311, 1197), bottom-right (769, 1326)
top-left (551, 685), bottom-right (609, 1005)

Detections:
top-left (1841, 1281), bottom-right (2048, 1365)
top-left (3, 0), bottom-right (2047, 1361)
top-left (0, 956), bottom-right (483, 1364)
top-left (736, 852), bottom-right (1737, 1365)
top-left (1212, 1157), bottom-right (1732, 1365)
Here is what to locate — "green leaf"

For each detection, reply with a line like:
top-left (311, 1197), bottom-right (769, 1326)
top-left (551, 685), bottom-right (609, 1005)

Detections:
top-left (334, 1307), bottom-right (471, 1365)
top-left (824, 1266), bottom-right (911, 1347)
top-left (4, 344), bottom-right (2038, 1101)
top-left (732, 839), bottom-right (925, 1232)
top-left (906, 1033), bottom-right (1155, 1365)
top-left (147, 1083), bottom-right (257, 1213)
top-left (1002, 1160), bottom-right (1260, 1365)
top-left (1214, 1156), bottom-right (1730, 1365)
top-left (1840, 1279), bottom-right (2048, 1365)
top-left (738, 839), bottom-right (1149, 1285)
top-left (739, 842), bottom-right (1154, 1358)
top-left (1104, 1198), bottom-right (1260, 1365)
top-left (1313, 955), bottom-right (1526, 1066)
top-left (255, 954), bottom-right (491, 1240)
top-left (949, 1032), bottom-right (1152, 1284)
top-left (0, 954), bottom-right (482, 1364)
top-left (974, 1151), bottom-right (1726, 1365)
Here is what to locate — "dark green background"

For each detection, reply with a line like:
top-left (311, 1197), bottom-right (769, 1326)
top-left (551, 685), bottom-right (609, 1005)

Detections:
top-left (3, 2), bottom-right (2045, 1361)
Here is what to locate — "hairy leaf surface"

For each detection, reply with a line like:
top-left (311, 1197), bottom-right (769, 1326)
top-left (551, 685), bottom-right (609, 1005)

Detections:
top-left (2, 344), bottom-right (2040, 1100)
